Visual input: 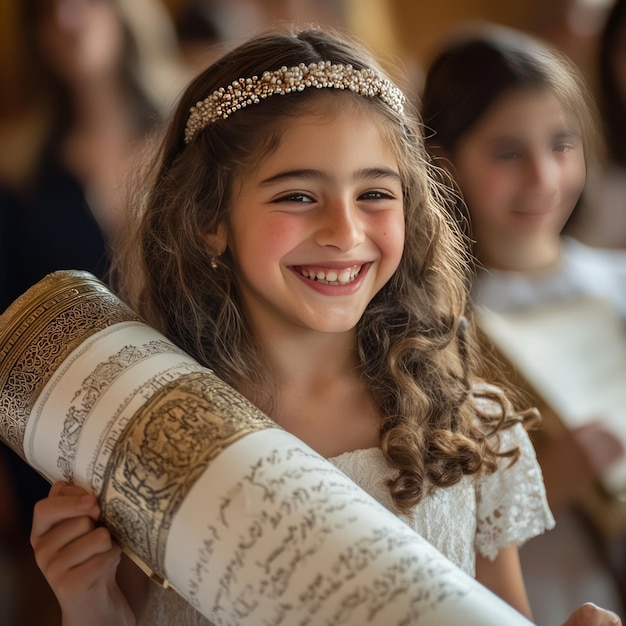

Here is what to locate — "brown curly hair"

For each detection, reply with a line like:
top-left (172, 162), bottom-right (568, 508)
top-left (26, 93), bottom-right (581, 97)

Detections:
top-left (114, 25), bottom-right (533, 515)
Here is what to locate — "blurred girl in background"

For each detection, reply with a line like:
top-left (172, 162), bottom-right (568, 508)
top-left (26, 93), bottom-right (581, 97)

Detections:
top-left (421, 22), bottom-right (626, 624)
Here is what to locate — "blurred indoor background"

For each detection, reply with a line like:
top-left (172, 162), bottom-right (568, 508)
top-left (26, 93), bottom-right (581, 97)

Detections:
top-left (0, 1), bottom-right (621, 624)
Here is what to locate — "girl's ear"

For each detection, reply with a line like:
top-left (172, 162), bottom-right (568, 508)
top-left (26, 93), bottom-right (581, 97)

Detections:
top-left (203, 222), bottom-right (228, 256)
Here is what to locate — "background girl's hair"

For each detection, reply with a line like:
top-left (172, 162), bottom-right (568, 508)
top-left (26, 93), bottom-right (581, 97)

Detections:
top-left (115, 24), bottom-right (527, 514)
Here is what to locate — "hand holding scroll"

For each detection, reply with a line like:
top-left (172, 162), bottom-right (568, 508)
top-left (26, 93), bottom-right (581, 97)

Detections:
top-left (31, 481), bottom-right (136, 626)
top-left (561, 603), bottom-right (622, 626)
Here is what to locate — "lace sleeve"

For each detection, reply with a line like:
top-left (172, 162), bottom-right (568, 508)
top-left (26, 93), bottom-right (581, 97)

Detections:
top-left (475, 421), bottom-right (555, 561)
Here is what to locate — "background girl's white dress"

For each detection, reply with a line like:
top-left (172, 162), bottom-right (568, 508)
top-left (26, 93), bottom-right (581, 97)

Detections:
top-left (473, 235), bottom-right (626, 623)
top-left (138, 421), bottom-right (553, 626)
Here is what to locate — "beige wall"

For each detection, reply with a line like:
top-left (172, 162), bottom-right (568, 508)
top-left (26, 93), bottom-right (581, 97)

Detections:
top-left (158, 0), bottom-right (609, 89)
top-left (343, 0), bottom-right (610, 96)
top-left (368, 0), bottom-right (608, 88)
top-left (388, 0), bottom-right (539, 66)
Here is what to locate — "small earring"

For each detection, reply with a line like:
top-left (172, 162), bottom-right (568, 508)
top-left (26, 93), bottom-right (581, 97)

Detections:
top-left (210, 256), bottom-right (219, 269)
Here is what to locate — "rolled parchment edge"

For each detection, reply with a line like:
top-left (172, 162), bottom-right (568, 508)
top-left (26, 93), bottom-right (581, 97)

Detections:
top-left (0, 270), bottom-right (140, 457)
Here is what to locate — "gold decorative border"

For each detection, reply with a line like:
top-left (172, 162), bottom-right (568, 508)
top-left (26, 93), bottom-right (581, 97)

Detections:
top-left (0, 271), bottom-right (139, 457)
top-left (100, 370), bottom-right (276, 579)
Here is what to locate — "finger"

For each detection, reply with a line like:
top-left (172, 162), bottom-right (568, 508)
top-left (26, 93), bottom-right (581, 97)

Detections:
top-left (606, 610), bottom-right (622, 625)
top-left (33, 513), bottom-right (98, 568)
top-left (562, 603), bottom-right (622, 626)
top-left (49, 540), bottom-right (122, 600)
top-left (57, 483), bottom-right (93, 498)
top-left (49, 481), bottom-right (70, 497)
top-left (62, 545), bottom-right (122, 592)
top-left (44, 526), bottom-right (116, 582)
top-left (49, 481), bottom-right (97, 500)
top-left (31, 492), bottom-right (100, 539)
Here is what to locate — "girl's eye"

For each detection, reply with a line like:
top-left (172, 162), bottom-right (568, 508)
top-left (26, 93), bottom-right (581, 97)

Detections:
top-left (358, 190), bottom-right (394, 201)
top-left (553, 143), bottom-right (574, 153)
top-left (495, 151), bottom-right (522, 161)
top-left (274, 193), bottom-right (314, 204)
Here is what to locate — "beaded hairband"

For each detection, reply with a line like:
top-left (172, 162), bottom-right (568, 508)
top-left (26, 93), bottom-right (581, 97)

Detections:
top-left (184, 60), bottom-right (406, 144)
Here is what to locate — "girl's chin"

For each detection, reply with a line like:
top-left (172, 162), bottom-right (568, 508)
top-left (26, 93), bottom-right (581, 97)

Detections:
top-left (485, 241), bottom-right (561, 272)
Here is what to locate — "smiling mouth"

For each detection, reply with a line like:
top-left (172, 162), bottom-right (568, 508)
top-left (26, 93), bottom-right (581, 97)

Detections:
top-left (512, 208), bottom-right (552, 217)
top-left (296, 264), bottom-right (362, 285)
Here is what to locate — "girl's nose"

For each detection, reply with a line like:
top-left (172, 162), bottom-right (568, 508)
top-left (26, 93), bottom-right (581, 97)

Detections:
top-left (526, 153), bottom-right (560, 193)
top-left (314, 199), bottom-right (365, 251)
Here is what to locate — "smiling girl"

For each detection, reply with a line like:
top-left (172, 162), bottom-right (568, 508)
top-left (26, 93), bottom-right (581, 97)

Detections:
top-left (28, 25), bottom-right (619, 626)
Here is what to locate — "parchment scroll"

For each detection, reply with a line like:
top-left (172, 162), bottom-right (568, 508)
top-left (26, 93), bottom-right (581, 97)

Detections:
top-left (0, 270), bottom-right (534, 625)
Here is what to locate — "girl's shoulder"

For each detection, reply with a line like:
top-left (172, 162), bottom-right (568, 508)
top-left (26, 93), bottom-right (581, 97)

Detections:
top-left (469, 381), bottom-right (522, 434)
top-left (469, 381), bottom-right (512, 417)
top-left (468, 380), bottom-right (541, 459)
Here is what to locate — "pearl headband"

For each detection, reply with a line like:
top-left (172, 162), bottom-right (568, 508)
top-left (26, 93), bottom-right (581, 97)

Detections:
top-left (184, 60), bottom-right (406, 144)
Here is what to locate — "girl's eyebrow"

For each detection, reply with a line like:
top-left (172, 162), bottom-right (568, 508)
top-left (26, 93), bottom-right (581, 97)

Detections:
top-left (552, 129), bottom-right (581, 140)
top-left (258, 167), bottom-right (401, 186)
top-left (487, 129), bottom-right (581, 145)
top-left (356, 167), bottom-right (402, 182)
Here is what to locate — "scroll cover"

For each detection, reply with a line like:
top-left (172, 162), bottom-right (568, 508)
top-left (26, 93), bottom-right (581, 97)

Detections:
top-left (0, 270), bottom-right (533, 625)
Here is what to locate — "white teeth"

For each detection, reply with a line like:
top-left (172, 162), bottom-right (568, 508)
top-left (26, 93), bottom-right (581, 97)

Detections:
top-left (337, 269), bottom-right (351, 283)
top-left (298, 266), bottom-right (360, 285)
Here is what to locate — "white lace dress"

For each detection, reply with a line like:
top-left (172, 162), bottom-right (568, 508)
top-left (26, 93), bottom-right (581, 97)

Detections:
top-left (138, 421), bottom-right (554, 625)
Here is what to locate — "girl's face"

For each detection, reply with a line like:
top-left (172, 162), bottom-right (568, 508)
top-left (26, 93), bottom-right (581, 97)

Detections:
top-left (216, 106), bottom-right (405, 339)
top-left (450, 87), bottom-right (586, 269)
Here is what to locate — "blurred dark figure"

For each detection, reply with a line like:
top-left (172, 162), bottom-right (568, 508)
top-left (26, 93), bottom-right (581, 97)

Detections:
top-left (0, 0), bottom-right (184, 623)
